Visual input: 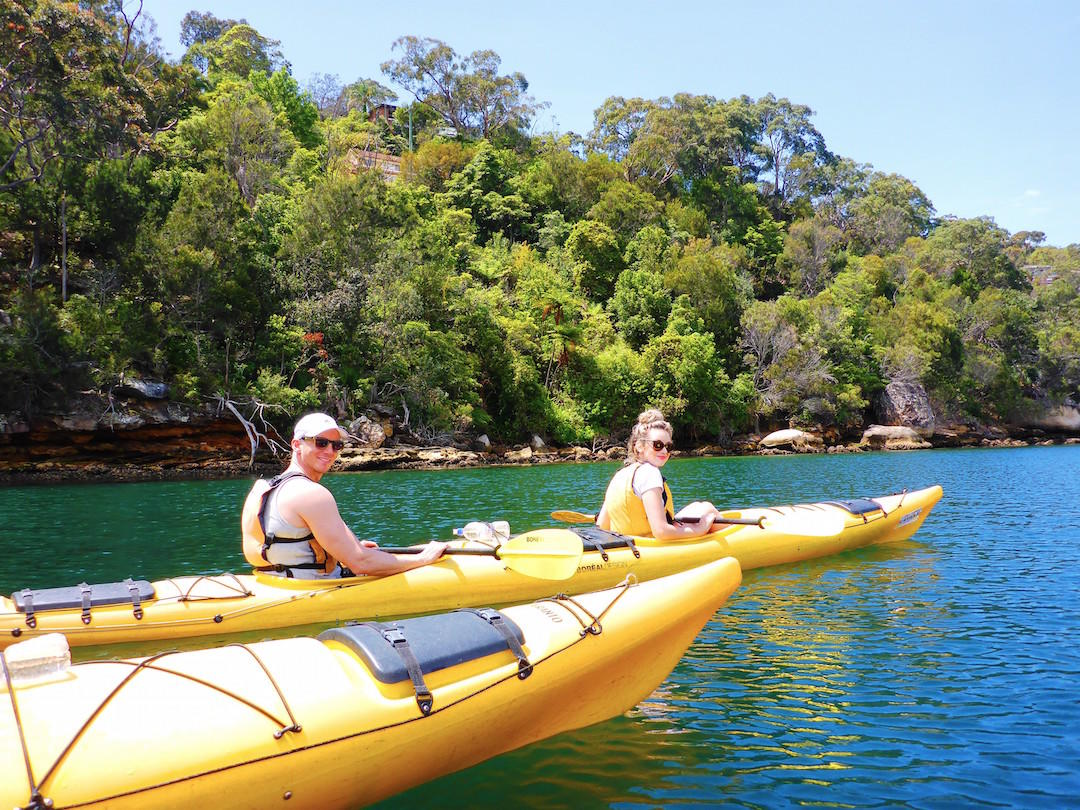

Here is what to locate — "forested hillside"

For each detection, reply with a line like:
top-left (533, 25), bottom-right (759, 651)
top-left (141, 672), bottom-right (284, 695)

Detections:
top-left (2, 3), bottom-right (1078, 446)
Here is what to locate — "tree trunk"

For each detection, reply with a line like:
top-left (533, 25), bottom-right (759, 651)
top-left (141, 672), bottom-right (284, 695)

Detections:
top-left (61, 191), bottom-right (68, 302)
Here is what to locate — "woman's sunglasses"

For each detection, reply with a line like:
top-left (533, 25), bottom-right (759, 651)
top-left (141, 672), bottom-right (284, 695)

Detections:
top-left (650, 439), bottom-right (673, 452)
top-left (305, 436), bottom-right (345, 451)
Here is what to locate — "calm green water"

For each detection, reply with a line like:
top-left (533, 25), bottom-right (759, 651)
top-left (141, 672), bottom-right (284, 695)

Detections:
top-left (2, 447), bottom-right (1079, 807)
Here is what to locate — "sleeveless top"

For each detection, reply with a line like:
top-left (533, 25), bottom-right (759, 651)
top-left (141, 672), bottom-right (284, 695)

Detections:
top-left (257, 471), bottom-right (335, 579)
top-left (601, 462), bottom-right (674, 537)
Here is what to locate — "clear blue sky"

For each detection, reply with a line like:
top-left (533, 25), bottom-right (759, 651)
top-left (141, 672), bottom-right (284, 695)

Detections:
top-left (142, 0), bottom-right (1080, 247)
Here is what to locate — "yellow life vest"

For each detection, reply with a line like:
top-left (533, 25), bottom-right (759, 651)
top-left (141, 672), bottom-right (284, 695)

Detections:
top-left (602, 462), bottom-right (674, 537)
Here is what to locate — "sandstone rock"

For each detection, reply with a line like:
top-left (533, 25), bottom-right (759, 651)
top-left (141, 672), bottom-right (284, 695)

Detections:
top-left (759, 428), bottom-right (824, 452)
top-left (347, 415), bottom-right (386, 449)
top-left (474, 434), bottom-right (492, 452)
top-left (504, 446), bottom-right (533, 463)
top-left (1028, 404), bottom-right (1080, 432)
top-left (860, 424), bottom-right (932, 450)
top-left (877, 381), bottom-right (935, 437)
top-left (530, 434), bottom-right (546, 450)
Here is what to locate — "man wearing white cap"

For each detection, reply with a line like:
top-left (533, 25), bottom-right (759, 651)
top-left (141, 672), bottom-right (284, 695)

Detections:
top-left (242, 412), bottom-right (446, 578)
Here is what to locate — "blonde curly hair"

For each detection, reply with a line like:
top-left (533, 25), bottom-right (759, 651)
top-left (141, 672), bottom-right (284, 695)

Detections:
top-left (626, 408), bottom-right (673, 462)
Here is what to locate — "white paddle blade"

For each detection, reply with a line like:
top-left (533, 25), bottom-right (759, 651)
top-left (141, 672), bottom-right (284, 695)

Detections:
top-left (761, 510), bottom-right (847, 537)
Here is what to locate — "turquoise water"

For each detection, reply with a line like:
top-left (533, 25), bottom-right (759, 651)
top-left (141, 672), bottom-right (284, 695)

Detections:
top-left (1, 446), bottom-right (1078, 807)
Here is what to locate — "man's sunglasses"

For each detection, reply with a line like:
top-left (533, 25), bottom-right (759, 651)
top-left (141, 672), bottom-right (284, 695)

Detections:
top-left (651, 439), bottom-right (673, 452)
top-left (304, 436), bottom-right (345, 451)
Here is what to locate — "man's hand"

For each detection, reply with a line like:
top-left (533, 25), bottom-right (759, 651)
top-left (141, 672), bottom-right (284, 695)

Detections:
top-left (414, 540), bottom-right (448, 563)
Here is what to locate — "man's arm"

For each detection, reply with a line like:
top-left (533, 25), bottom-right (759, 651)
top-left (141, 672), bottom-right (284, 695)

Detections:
top-left (290, 483), bottom-right (446, 575)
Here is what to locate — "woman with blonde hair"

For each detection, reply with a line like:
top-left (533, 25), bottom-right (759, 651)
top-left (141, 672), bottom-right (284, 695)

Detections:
top-left (595, 409), bottom-right (723, 539)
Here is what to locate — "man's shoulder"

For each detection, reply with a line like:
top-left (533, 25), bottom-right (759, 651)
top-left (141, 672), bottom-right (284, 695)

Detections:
top-left (278, 473), bottom-right (333, 503)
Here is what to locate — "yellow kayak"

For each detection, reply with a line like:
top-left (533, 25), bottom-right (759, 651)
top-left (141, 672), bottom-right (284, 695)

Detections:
top-left (0, 485), bottom-right (942, 650)
top-left (0, 558), bottom-right (742, 810)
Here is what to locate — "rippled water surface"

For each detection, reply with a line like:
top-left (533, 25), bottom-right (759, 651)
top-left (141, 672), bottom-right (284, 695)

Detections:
top-left (2, 446), bottom-right (1078, 807)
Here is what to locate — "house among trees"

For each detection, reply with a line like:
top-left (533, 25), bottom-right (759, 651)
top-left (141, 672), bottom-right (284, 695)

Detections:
top-left (369, 103), bottom-right (396, 124)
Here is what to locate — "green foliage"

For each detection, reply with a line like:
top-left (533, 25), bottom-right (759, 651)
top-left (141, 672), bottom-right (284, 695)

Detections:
top-left (251, 69), bottom-right (323, 149)
top-left (566, 220), bottom-right (622, 301)
top-left (401, 140), bottom-right (476, 191)
top-left (184, 23), bottom-right (286, 82)
top-left (917, 217), bottom-right (1029, 294)
top-left (2, 17), bottom-right (1075, 445)
top-left (586, 180), bottom-right (663, 247)
top-left (0, 287), bottom-right (72, 412)
top-left (609, 267), bottom-right (671, 350)
top-left (440, 141), bottom-right (531, 241)
top-left (663, 239), bottom-right (753, 363)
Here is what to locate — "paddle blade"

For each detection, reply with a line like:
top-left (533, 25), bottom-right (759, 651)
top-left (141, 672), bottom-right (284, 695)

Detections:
top-left (760, 509), bottom-right (846, 537)
top-left (549, 510), bottom-right (595, 524)
top-left (497, 530), bottom-right (584, 580)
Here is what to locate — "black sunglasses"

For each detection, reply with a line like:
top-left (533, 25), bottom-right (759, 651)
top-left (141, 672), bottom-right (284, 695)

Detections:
top-left (651, 439), bottom-right (673, 452)
top-left (305, 436), bottom-right (345, 451)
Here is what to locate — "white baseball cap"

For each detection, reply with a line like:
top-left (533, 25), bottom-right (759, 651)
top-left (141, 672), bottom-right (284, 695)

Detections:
top-left (293, 412), bottom-right (352, 442)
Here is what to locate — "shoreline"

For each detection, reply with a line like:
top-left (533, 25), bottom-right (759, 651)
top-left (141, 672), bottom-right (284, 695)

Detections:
top-left (2, 427), bottom-right (1077, 486)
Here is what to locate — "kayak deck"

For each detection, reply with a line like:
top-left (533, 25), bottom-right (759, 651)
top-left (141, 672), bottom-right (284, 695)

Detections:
top-left (0, 558), bottom-right (742, 809)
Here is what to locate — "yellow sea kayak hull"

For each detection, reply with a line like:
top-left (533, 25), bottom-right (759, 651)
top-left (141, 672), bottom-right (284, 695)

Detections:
top-left (0, 558), bottom-right (742, 809)
top-left (0, 485), bottom-right (942, 650)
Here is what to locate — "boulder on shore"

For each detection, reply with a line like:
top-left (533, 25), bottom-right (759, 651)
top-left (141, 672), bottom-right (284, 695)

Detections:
top-left (860, 424), bottom-right (932, 450)
top-left (1027, 403), bottom-right (1080, 432)
top-left (877, 381), bottom-right (935, 438)
top-left (759, 429), bottom-right (824, 452)
top-left (347, 415), bottom-right (387, 449)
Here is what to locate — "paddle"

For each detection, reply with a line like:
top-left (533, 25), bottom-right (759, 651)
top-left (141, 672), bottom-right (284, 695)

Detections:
top-left (549, 509), bottom-right (845, 537)
top-left (386, 531), bottom-right (584, 581)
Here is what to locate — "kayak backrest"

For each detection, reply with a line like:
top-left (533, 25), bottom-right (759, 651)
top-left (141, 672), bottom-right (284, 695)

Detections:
top-left (319, 609), bottom-right (525, 684)
top-left (571, 525), bottom-right (631, 549)
top-left (824, 498), bottom-right (883, 516)
top-left (12, 580), bottom-right (155, 612)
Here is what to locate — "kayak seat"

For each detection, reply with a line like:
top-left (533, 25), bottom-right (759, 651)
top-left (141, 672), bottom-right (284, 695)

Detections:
top-left (571, 525), bottom-right (632, 549)
top-left (13, 579), bottom-right (155, 613)
top-left (825, 498), bottom-right (883, 516)
top-left (319, 609), bottom-right (527, 685)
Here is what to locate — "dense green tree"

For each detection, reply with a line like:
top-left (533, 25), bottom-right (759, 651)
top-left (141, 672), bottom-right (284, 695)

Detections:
top-left (916, 216), bottom-right (1029, 294)
top-left (846, 173), bottom-right (935, 255)
top-left (566, 219), bottom-right (622, 302)
top-left (664, 239), bottom-right (753, 361)
top-left (184, 23), bottom-right (285, 81)
top-left (752, 94), bottom-right (830, 208)
top-left (251, 69), bottom-right (322, 149)
top-left (778, 216), bottom-right (846, 295)
top-left (440, 141), bottom-right (530, 241)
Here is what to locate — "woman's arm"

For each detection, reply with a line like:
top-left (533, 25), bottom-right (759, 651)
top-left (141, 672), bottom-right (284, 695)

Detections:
top-left (641, 488), bottom-right (715, 540)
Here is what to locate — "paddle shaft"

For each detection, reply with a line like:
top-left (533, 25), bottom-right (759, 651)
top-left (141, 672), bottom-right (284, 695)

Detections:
top-left (551, 510), bottom-right (764, 528)
top-left (386, 547), bottom-right (499, 557)
top-left (386, 547), bottom-right (574, 558)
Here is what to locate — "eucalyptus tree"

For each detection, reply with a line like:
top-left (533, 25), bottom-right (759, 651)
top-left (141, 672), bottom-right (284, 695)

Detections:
top-left (752, 94), bottom-right (830, 210)
top-left (183, 23), bottom-right (286, 83)
top-left (846, 173), bottom-right (935, 255)
top-left (381, 36), bottom-right (544, 140)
